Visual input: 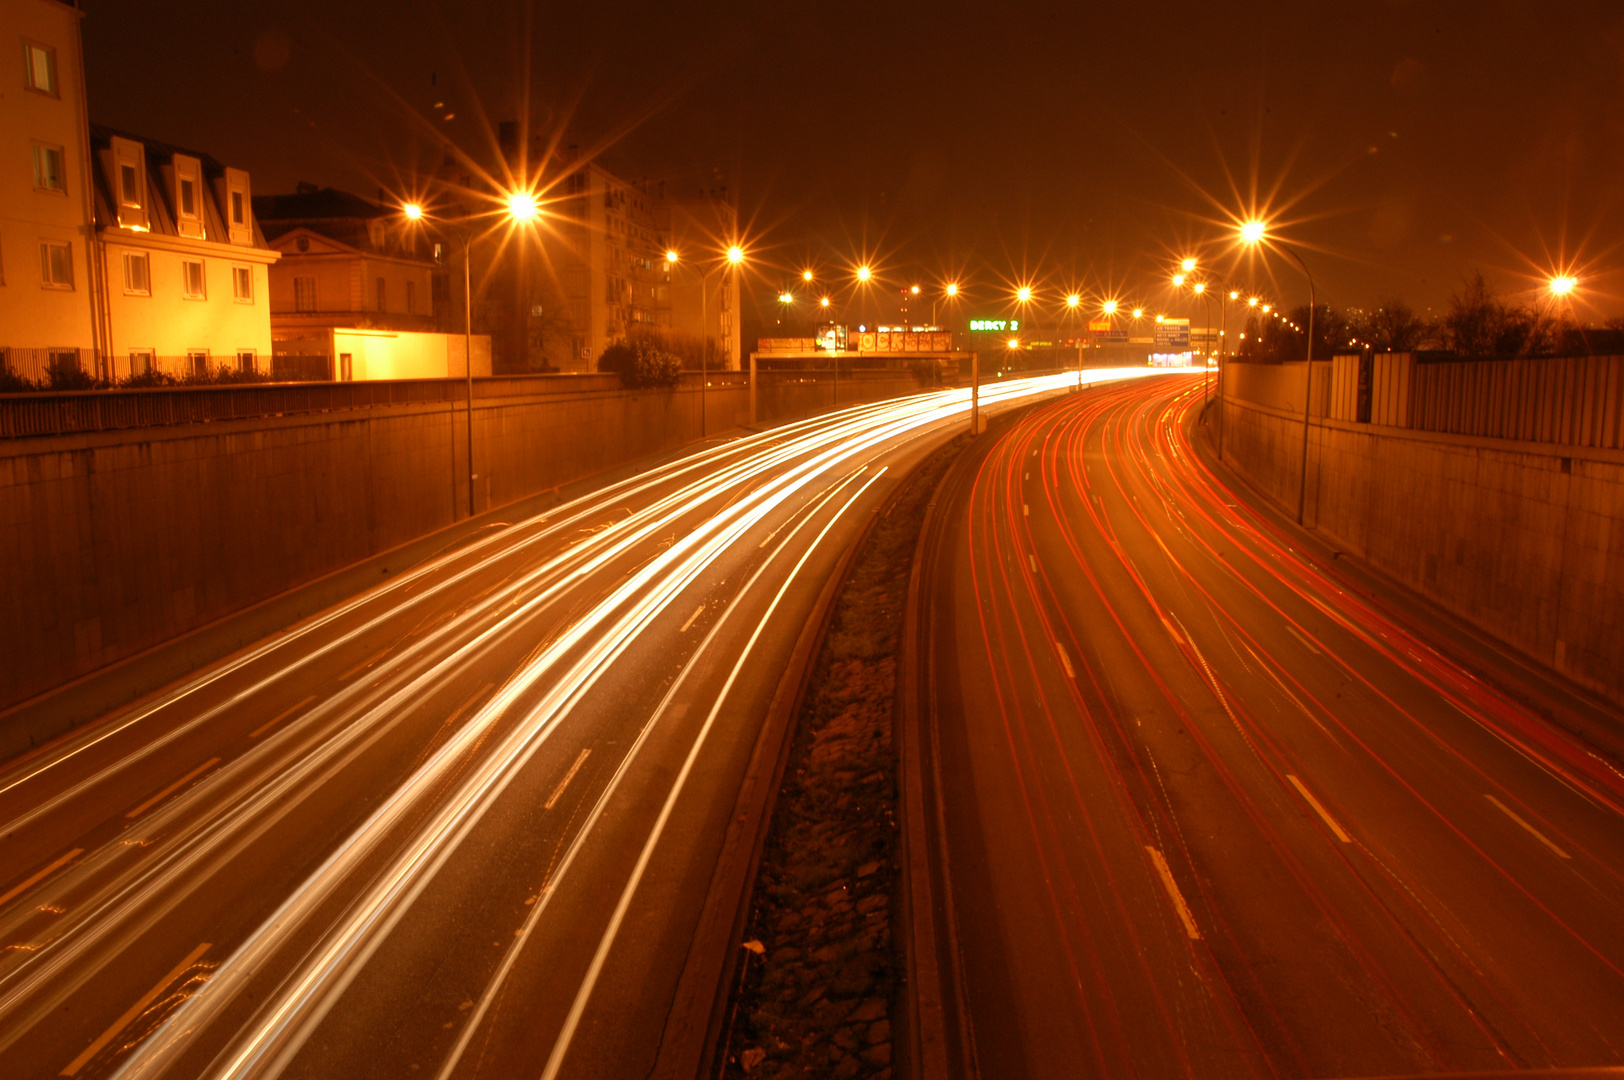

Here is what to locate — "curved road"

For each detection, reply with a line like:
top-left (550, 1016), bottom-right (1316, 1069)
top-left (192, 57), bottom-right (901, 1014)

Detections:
top-left (920, 374), bottom-right (1624, 1078)
top-left (0, 369), bottom-right (1156, 1080)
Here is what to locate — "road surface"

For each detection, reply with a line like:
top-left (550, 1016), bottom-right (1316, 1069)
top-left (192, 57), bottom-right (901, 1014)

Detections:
top-left (918, 374), bottom-right (1624, 1079)
top-left (0, 369), bottom-right (1152, 1080)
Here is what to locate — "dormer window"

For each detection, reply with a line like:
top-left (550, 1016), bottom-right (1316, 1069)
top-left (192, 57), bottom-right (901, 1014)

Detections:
top-left (110, 137), bottom-right (149, 230)
top-left (119, 164), bottom-right (141, 208)
top-left (222, 167), bottom-right (251, 244)
top-left (172, 155), bottom-right (204, 239)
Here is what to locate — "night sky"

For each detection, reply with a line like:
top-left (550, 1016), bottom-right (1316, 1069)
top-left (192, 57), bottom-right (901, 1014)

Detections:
top-left (83, 0), bottom-right (1624, 331)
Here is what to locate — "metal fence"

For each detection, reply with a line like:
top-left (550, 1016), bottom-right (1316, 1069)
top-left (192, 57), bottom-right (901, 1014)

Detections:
top-left (1408, 353), bottom-right (1624, 450)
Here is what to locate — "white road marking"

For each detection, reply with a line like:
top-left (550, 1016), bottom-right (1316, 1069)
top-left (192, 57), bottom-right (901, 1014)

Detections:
top-left (125, 758), bottom-right (221, 819)
top-left (0, 848), bottom-right (83, 908)
top-left (1145, 846), bottom-right (1201, 940)
top-left (1054, 641), bottom-right (1076, 679)
top-left (248, 694), bottom-right (317, 739)
top-left (544, 749), bottom-right (593, 811)
top-left (679, 604), bottom-right (704, 633)
top-left (1023, 504), bottom-right (1029, 517)
top-left (60, 942), bottom-right (210, 1076)
top-left (1284, 624), bottom-right (1321, 655)
top-left (1486, 794), bottom-right (1571, 859)
top-left (1029, 555), bottom-right (1037, 573)
top-left (1287, 774), bottom-right (1352, 843)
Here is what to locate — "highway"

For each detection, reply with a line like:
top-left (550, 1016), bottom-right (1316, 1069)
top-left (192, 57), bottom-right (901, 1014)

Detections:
top-left (917, 374), bottom-right (1624, 1079)
top-left (0, 369), bottom-right (1150, 1080)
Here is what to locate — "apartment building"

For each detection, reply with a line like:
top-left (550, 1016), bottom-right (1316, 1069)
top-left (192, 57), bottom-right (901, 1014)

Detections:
top-left (91, 124), bottom-right (277, 378)
top-left (0, 0), bottom-right (102, 381)
top-left (255, 185), bottom-right (438, 336)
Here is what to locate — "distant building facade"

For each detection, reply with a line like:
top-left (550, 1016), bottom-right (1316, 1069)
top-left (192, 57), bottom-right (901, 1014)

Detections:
top-left (90, 124), bottom-right (277, 379)
top-left (0, 0), bottom-right (102, 380)
top-left (254, 185), bottom-right (489, 381)
top-left (0, 0), bottom-right (275, 384)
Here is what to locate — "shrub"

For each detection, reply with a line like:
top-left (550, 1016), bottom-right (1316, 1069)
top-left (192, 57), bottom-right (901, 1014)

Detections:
top-left (599, 338), bottom-right (682, 389)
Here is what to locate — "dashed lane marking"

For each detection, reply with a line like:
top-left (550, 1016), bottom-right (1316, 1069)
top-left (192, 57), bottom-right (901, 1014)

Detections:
top-left (1284, 624), bottom-right (1322, 655)
top-left (60, 942), bottom-right (211, 1076)
top-left (1145, 845), bottom-right (1201, 940)
top-left (1287, 774), bottom-right (1352, 843)
top-left (1486, 794), bottom-right (1571, 860)
top-left (248, 694), bottom-right (317, 739)
top-left (1054, 641), bottom-right (1076, 680)
top-left (679, 605), bottom-right (705, 633)
top-left (125, 758), bottom-right (221, 820)
top-left (545, 749), bottom-right (592, 811)
top-left (0, 848), bottom-right (83, 908)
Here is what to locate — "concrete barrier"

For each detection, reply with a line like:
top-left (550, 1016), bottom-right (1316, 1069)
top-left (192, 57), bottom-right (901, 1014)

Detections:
top-left (0, 370), bottom-right (924, 736)
top-left (1216, 360), bottom-right (1624, 707)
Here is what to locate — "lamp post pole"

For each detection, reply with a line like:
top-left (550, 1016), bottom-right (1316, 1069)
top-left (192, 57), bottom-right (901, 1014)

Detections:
top-left (463, 234), bottom-right (476, 518)
top-left (1278, 243), bottom-right (1318, 525)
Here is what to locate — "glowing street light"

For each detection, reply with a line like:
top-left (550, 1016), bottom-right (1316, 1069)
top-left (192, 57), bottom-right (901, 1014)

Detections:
top-left (1066, 293), bottom-right (1081, 308)
top-left (1240, 220), bottom-right (1267, 245)
top-left (945, 282), bottom-right (959, 297)
top-left (1181, 257), bottom-right (1197, 273)
top-left (506, 190), bottom-right (541, 222)
top-left (856, 265), bottom-right (872, 282)
top-left (910, 284), bottom-right (921, 295)
top-left (402, 202), bottom-right (424, 221)
top-left (1192, 282), bottom-right (1206, 295)
top-left (1102, 299), bottom-right (1118, 315)
top-left (668, 245), bottom-right (747, 436)
top-left (1016, 285), bottom-right (1033, 303)
top-left (1006, 337), bottom-right (1021, 350)
top-left (1155, 313), bottom-right (1166, 324)
top-left (727, 245), bottom-right (745, 266)
top-left (1172, 273), bottom-right (1186, 287)
top-left (1550, 275), bottom-right (1577, 297)
top-left (820, 296), bottom-right (831, 308)
top-left (802, 269), bottom-right (814, 283)
top-left (1229, 290), bottom-right (1240, 301)
top-left (1247, 296), bottom-right (1260, 307)
top-left (666, 250), bottom-right (679, 265)
top-left (1132, 307), bottom-right (1144, 319)
top-left (778, 291), bottom-right (793, 304)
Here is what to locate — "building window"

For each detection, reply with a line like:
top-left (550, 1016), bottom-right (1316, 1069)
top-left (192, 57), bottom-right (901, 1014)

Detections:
top-left (187, 350), bottom-right (209, 377)
top-left (294, 276), bottom-right (316, 312)
top-left (32, 144), bottom-right (64, 192)
top-left (182, 259), bottom-right (205, 299)
top-left (129, 350), bottom-right (154, 376)
top-left (236, 350), bottom-right (256, 373)
top-left (405, 279), bottom-right (416, 315)
top-left (23, 41), bottom-right (56, 96)
top-left (232, 265), bottom-right (253, 302)
top-left (119, 163), bottom-right (141, 208)
top-left (179, 177), bottom-right (197, 216)
top-left (375, 277), bottom-right (385, 311)
top-left (231, 191), bottom-right (245, 225)
top-left (122, 252), bottom-right (150, 295)
top-left (39, 240), bottom-right (72, 288)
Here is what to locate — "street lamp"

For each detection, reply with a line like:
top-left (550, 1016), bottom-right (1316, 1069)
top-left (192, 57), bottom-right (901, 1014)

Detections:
top-left (1102, 299), bottom-right (1118, 315)
top-left (1181, 257), bottom-right (1197, 273)
top-left (667, 245), bottom-right (745, 437)
top-left (401, 190), bottom-right (538, 518)
top-left (856, 264), bottom-right (872, 282)
top-left (1550, 275), bottom-right (1577, 297)
top-left (1239, 219), bottom-right (1317, 524)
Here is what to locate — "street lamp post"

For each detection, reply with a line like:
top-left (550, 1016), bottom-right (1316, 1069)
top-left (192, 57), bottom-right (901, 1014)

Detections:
top-left (1241, 221), bottom-right (1317, 524)
top-left (667, 246), bottom-right (744, 438)
top-left (404, 192), bottom-right (537, 519)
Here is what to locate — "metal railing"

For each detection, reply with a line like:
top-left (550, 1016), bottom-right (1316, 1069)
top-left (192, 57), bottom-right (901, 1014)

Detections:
top-left (0, 367), bottom-right (757, 440)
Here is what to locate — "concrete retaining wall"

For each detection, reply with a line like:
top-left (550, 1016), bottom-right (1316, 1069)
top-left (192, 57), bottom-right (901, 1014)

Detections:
top-left (0, 372), bottom-right (923, 716)
top-left (1216, 360), bottom-right (1624, 706)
